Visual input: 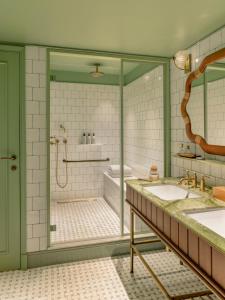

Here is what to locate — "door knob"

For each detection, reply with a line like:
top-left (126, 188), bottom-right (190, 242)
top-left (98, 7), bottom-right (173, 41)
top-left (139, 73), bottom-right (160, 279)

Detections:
top-left (0, 154), bottom-right (16, 160)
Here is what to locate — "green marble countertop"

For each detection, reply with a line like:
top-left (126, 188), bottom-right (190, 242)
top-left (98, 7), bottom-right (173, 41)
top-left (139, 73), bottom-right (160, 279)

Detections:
top-left (126, 177), bottom-right (225, 255)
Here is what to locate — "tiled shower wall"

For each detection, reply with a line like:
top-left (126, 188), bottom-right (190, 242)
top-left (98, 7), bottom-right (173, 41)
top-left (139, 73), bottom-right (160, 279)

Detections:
top-left (171, 26), bottom-right (225, 185)
top-left (50, 82), bottom-right (120, 200)
top-left (25, 46), bottom-right (48, 252)
top-left (124, 65), bottom-right (164, 177)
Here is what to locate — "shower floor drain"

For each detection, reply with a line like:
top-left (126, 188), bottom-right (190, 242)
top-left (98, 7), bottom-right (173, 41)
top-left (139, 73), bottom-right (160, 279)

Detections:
top-left (51, 197), bottom-right (126, 243)
top-left (57, 198), bottom-right (97, 204)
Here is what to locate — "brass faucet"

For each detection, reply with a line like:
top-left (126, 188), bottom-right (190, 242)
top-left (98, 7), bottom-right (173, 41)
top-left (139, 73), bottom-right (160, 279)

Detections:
top-left (177, 170), bottom-right (197, 188)
top-left (200, 175), bottom-right (209, 192)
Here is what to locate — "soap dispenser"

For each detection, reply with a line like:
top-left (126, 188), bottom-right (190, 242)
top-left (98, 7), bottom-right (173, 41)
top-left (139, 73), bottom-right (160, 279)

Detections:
top-left (82, 133), bottom-right (87, 144)
top-left (87, 133), bottom-right (91, 144)
top-left (92, 133), bottom-right (96, 144)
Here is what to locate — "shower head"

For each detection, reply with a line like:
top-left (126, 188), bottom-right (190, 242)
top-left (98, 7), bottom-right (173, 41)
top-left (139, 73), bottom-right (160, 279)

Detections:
top-left (89, 63), bottom-right (104, 78)
top-left (60, 124), bottom-right (66, 132)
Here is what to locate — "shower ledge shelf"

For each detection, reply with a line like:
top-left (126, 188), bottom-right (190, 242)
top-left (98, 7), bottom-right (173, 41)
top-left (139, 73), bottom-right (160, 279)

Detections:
top-left (78, 143), bottom-right (102, 146)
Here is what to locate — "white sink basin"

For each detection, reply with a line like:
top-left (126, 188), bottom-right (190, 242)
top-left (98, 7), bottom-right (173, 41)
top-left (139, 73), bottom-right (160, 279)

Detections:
top-left (144, 184), bottom-right (200, 201)
top-left (186, 208), bottom-right (225, 239)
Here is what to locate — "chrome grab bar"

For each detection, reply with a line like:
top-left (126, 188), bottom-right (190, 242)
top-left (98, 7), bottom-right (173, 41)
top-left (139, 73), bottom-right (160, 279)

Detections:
top-left (63, 158), bottom-right (110, 163)
top-left (0, 154), bottom-right (16, 161)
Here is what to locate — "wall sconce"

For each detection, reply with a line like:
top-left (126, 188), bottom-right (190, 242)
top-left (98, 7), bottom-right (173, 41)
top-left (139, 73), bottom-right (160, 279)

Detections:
top-left (173, 50), bottom-right (192, 73)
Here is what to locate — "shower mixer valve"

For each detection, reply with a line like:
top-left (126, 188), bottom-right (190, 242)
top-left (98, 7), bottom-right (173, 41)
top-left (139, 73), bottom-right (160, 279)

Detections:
top-left (50, 136), bottom-right (60, 145)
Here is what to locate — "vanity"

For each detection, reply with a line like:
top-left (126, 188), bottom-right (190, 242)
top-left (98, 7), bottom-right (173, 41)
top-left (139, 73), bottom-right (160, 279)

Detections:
top-left (126, 178), bottom-right (225, 299)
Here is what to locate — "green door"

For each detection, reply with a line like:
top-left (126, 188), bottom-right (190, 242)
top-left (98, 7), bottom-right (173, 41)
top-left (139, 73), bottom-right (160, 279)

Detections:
top-left (0, 50), bottom-right (21, 270)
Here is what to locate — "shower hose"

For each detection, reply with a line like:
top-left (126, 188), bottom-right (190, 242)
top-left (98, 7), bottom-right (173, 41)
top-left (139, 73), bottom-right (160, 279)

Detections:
top-left (56, 139), bottom-right (68, 188)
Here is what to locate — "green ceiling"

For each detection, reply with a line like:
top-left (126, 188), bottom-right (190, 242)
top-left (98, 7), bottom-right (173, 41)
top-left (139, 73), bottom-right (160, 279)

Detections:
top-left (1, 0), bottom-right (225, 57)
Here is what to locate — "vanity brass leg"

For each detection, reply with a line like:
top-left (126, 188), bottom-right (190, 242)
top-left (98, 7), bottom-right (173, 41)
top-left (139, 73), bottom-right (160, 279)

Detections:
top-left (127, 206), bottom-right (213, 300)
top-left (166, 246), bottom-right (171, 252)
top-left (130, 208), bottom-right (134, 273)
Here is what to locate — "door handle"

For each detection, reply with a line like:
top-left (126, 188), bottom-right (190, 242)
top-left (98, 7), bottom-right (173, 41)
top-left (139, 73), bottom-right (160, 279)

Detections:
top-left (0, 154), bottom-right (16, 160)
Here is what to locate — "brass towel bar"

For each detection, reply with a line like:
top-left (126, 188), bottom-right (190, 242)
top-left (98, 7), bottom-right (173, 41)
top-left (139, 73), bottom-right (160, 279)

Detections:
top-left (63, 158), bottom-right (110, 163)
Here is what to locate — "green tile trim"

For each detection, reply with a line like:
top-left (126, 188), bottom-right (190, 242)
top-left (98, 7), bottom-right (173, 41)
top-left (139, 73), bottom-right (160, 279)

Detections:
top-left (27, 238), bottom-right (163, 268)
top-left (120, 59), bottom-right (124, 235)
top-left (48, 47), bottom-right (170, 63)
top-left (163, 63), bottom-right (171, 177)
top-left (46, 49), bottom-right (51, 248)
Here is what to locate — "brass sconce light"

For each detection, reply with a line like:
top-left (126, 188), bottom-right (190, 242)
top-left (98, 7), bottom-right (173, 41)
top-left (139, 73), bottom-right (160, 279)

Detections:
top-left (173, 50), bottom-right (192, 73)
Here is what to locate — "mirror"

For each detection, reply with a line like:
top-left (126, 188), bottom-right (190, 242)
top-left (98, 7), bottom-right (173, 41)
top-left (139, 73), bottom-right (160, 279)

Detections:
top-left (181, 47), bottom-right (225, 156)
top-left (186, 76), bottom-right (205, 138)
top-left (206, 61), bottom-right (225, 146)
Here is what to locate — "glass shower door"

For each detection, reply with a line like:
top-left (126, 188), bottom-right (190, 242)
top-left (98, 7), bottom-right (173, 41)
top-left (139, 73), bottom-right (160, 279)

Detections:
top-left (122, 59), bottom-right (164, 234)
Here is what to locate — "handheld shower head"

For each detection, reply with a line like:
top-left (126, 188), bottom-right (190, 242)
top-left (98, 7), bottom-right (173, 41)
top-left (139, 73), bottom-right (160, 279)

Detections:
top-left (60, 124), bottom-right (66, 133)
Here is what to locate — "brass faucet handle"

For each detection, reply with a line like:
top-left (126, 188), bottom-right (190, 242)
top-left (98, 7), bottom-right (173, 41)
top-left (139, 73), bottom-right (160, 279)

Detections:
top-left (200, 175), bottom-right (209, 192)
top-left (185, 169), bottom-right (190, 179)
top-left (192, 172), bottom-right (198, 188)
top-left (201, 175), bottom-right (209, 181)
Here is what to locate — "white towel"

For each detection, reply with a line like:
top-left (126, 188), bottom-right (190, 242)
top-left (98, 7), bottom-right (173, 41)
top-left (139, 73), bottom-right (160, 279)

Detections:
top-left (108, 164), bottom-right (132, 177)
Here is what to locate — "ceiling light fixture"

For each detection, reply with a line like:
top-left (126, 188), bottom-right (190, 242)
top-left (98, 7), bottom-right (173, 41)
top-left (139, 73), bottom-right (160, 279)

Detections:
top-left (89, 63), bottom-right (104, 78)
top-left (173, 50), bottom-right (192, 73)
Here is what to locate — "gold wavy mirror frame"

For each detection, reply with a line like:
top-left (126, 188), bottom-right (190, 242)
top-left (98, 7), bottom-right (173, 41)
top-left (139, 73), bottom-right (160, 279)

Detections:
top-left (181, 47), bottom-right (225, 156)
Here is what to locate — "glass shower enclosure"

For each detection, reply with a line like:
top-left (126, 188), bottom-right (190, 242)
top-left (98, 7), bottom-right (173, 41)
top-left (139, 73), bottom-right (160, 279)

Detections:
top-left (47, 50), bottom-right (167, 247)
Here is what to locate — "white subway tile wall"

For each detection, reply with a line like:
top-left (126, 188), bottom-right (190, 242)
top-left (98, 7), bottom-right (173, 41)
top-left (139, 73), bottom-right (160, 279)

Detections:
top-left (124, 65), bottom-right (164, 177)
top-left (26, 46), bottom-right (47, 252)
top-left (171, 26), bottom-right (225, 184)
top-left (50, 82), bottom-right (120, 200)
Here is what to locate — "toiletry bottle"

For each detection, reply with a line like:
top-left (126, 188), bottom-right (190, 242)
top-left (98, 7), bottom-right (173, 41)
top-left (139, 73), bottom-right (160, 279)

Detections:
top-left (87, 133), bottom-right (91, 144)
top-left (82, 133), bottom-right (86, 144)
top-left (149, 165), bottom-right (159, 181)
top-left (92, 133), bottom-right (95, 144)
top-left (178, 143), bottom-right (184, 155)
top-left (186, 145), bottom-right (192, 154)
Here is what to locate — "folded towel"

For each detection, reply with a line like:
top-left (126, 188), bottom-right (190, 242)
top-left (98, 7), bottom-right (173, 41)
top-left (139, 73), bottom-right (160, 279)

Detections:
top-left (108, 164), bottom-right (132, 177)
top-left (213, 186), bottom-right (225, 202)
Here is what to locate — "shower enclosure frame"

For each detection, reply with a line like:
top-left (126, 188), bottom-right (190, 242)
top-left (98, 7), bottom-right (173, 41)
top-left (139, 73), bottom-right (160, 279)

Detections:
top-left (46, 47), bottom-right (171, 248)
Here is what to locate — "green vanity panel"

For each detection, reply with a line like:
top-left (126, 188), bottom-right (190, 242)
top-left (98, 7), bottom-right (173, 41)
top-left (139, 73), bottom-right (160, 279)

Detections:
top-left (0, 50), bottom-right (21, 270)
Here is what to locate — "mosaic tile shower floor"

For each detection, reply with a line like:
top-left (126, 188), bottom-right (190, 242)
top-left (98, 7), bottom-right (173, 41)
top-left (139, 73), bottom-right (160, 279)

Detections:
top-left (0, 251), bottom-right (217, 300)
top-left (51, 197), bottom-right (128, 244)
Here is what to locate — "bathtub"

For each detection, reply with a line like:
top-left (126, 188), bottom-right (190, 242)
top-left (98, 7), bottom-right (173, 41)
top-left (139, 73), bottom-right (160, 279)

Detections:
top-left (103, 172), bottom-right (148, 232)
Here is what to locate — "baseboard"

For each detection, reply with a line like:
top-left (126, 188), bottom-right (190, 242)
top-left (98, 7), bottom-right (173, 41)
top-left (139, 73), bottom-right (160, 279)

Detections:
top-left (27, 237), bottom-right (164, 268)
